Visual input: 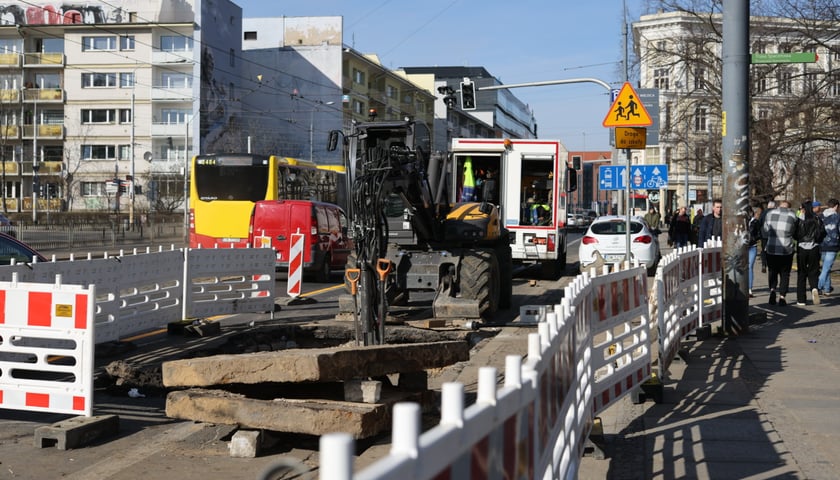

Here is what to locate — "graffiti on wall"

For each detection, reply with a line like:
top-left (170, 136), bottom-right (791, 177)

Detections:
top-left (0, 3), bottom-right (126, 25)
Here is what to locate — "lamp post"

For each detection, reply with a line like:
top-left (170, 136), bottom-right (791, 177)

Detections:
top-left (309, 101), bottom-right (335, 162)
top-left (31, 88), bottom-right (37, 222)
top-left (128, 90), bottom-right (135, 229)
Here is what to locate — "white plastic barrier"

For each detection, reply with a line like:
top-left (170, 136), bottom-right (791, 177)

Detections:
top-left (587, 264), bottom-right (652, 415)
top-left (655, 246), bottom-right (701, 381)
top-left (0, 276), bottom-right (95, 416)
top-left (0, 246), bottom-right (277, 345)
top-left (699, 241), bottom-right (724, 326)
top-left (184, 247), bottom-right (276, 319)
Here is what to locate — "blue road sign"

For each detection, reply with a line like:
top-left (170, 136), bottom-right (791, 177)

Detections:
top-left (599, 164), bottom-right (668, 191)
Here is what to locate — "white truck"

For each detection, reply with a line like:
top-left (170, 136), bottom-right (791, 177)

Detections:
top-left (449, 138), bottom-right (577, 279)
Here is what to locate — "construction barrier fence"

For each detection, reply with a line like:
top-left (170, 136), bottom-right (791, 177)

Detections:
top-left (0, 278), bottom-right (95, 416)
top-left (322, 242), bottom-right (723, 479)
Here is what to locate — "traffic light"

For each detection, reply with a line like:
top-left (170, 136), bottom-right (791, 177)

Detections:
top-left (460, 78), bottom-right (476, 110)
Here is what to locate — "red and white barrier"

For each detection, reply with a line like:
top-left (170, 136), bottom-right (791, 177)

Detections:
top-left (0, 277), bottom-right (95, 416)
top-left (287, 233), bottom-right (304, 298)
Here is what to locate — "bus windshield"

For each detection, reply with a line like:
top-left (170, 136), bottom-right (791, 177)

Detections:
top-left (194, 163), bottom-right (270, 202)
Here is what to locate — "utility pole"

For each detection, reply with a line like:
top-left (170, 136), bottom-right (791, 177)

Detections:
top-left (129, 91), bottom-right (135, 229)
top-left (721, 0), bottom-right (751, 335)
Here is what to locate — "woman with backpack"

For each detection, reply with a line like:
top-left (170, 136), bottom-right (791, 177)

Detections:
top-left (793, 200), bottom-right (826, 305)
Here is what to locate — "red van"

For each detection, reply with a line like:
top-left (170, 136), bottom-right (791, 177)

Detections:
top-left (249, 200), bottom-right (353, 282)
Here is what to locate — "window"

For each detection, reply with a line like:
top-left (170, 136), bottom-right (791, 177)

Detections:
top-left (160, 109), bottom-right (190, 124)
top-left (118, 144), bottom-right (131, 160)
top-left (120, 35), bottom-right (135, 51)
top-left (694, 106), bottom-right (707, 132)
top-left (831, 74), bottom-right (840, 97)
top-left (160, 73), bottom-right (191, 88)
top-left (160, 144), bottom-right (187, 161)
top-left (0, 38), bottom-right (19, 54)
top-left (693, 67), bottom-right (706, 90)
top-left (694, 145), bottom-right (707, 173)
top-left (160, 35), bottom-right (193, 52)
top-left (777, 69), bottom-right (793, 95)
top-left (82, 145), bottom-right (116, 160)
top-left (753, 67), bottom-right (769, 94)
top-left (81, 182), bottom-right (106, 196)
top-left (81, 109), bottom-right (116, 124)
top-left (653, 68), bottom-right (670, 90)
top-left (120, 72), bottom-right (135, 88)
top-left (352, 99), bottom-right (364, 115)
top-left (352, 69), bottom-right (365, 85)
top-left (804, 70), bottom-right (820, 94)
top-left (34, 73), bottom-right (60, 89)
top-left (386, 85), bottom-right (397, 99)
top-left (229, 48), bottom-right (235, 67)
top-left (82, 36), bottom-right (117, 51)
top-left (119, 109), bottom-right (132, 123)
top-left (244, 31), bottom-right (257, 41)
top-left (81, 72), bottom-right (117, 88)
top-left (42, 110), bottom-right (62, 125)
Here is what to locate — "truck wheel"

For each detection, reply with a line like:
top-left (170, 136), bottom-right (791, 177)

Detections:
top-left (495, 241), bottom-right (513, 310)
top-left (460, 250), bottom-right (499, 319)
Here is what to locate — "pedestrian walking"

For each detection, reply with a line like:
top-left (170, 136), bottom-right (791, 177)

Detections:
top-left (644, 207), bottom-right (661, 231)
top-left (762, 200), bottom-right (797, 306)
top-left (818, 198), bottom-right (840, 296)
top-left (690, 209), bottom-right (703, 246)
top-left (668, 206), bottom-right (692, 248)
top-left (748, 205), bottom-right (763, 297)
top-left (759, 200), bottom-right (776, 273)
top-left (698, 199), bottom-right (722, 247)
top-left (793, 200), bottom-right (825, 305)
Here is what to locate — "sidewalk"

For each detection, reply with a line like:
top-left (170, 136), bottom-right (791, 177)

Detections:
top-left (579, 266), bottom-right (840, 479)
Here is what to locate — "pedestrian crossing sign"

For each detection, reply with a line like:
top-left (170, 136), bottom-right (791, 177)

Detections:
top-left (603, 82), bottom-right (653, 128)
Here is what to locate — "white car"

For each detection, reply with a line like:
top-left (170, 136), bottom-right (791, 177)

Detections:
top-left (578, 215), bottom-right (661, 275)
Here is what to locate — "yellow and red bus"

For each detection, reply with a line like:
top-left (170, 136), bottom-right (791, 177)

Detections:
top-left (189, 153), bottom-right (345, 248)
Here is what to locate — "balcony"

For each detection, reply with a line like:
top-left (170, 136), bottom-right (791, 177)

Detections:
top-left (0, 53), bottom-right (20, 68)
top-left (151, 86), bottom-right (192, 101)
top-left (23, 52), bottom-right (65, 67)
top-left (22, 124), bottom-right (64, 140)
top-left (22, 88), bottom-right (64, 103)
top-left (0, 125), bottom-right (19, 139)
top-left (151, 51), bottom-right (193, 65)
top-left (151, 122), bottom-right (188, 137)
top-left (0, 89), bottom-right (19, 103)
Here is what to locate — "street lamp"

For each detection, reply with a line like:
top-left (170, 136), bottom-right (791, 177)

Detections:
top-left (310, 101), bottom-right (335, 162)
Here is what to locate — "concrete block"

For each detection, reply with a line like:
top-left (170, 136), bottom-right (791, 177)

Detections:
top-left (34, 414), bottom-right (120, 450)
top-left (162, 340), bottom-right (469, 387)
top-left (344, 380), bottom-right (382, 403)
top-left (229, 429), bottom-right (261, 458)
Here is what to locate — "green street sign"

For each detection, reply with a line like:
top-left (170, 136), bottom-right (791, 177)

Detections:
top-left (751, 52), bottom-right (817, 64)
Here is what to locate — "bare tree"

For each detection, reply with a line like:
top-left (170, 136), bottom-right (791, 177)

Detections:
top-left (639, 0), bottom-right (840, 203)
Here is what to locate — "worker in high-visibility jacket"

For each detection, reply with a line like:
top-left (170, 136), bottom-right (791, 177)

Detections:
top-left (528, 197), bottom-right (551, 225)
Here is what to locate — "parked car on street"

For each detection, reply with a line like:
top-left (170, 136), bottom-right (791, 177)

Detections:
top-left (0, 232), bottom-right (46, 265)
top-left (578, 215), bottom-right (661, 275)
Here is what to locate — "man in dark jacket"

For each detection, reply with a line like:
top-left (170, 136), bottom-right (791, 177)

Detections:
top-left (698, 199), bottom-right (723, 247)
top-left (818, 198), bottom-right (840, 295)
top-left (793, 200), bottom-right (825, 305)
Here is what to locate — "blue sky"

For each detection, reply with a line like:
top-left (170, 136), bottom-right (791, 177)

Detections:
top-left (238, 0), bottom-right (647, 151)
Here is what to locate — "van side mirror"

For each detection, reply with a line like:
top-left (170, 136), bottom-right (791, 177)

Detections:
top-left (567, 167), bottom-right (578, 193)
top-left (327, 130), bottom-right (341, 152)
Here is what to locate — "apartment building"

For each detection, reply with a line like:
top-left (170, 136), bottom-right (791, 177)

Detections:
top-left (633, 10), bottom-right (840, 211)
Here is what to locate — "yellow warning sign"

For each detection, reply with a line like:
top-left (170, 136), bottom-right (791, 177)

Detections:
top-left (55, 304), bottom-right (73, 317)
top-left (603, 82), bottom-right (653, 128)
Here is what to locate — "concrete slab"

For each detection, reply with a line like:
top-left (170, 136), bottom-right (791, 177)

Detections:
top-left (162, 340), bottom-right (469, 387)
top-left (166, 388), bottom-right (423, 439)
